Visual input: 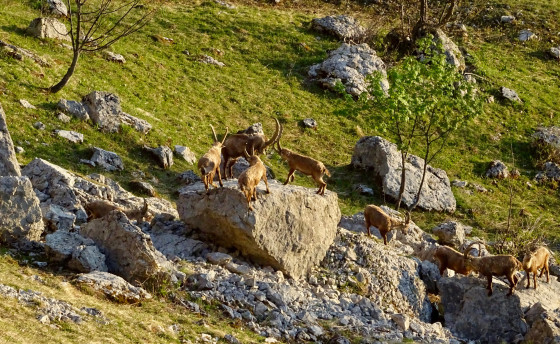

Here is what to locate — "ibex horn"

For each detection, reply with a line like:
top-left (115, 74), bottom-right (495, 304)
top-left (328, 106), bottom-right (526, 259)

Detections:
top-left (210, 125), bottom-right (218, 142)
top-left (221, 126), bottom-right (229, 145)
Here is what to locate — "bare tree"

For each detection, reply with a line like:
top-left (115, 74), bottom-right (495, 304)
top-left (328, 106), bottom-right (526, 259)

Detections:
top-left (49, 0), bottom-right (159, 93)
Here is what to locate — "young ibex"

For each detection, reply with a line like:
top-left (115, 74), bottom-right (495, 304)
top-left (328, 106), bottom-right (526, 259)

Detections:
top-left (275, 123), bottom-right (330, 195)
top-left (197, 125), bottom-right (228, 193)
top-left (433, 245), bottom-right (474, 276)
top-left (364, 204), bottom-right (410, 245)
top-left (522, 246), bottom-right (550, 289)
top-left (237, 148), bottom-right (270, 211)
top-left (84, 198), bottom-right (149, 223)
top-left (464, 242), bottom-right (524, 296)
top-left (222, 119), bottom-right (280, 179)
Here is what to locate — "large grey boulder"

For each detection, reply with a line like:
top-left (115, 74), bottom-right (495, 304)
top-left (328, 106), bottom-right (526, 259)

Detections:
top-left (57, 99), bottom-right (89, 121)
top-left (144, 145), bottom-right (173, 169)
top-left (433, 29), bottom-right (465, 71)
top-left (45, 230), bottom-right (107, 273)
top-left (27, 17), bottom-right (70, 41)
top-left (432, 221), bottom-right (466, 247)
top-left (177, 179), bottom-right (340, 279)
top-left (174, 145), bottom-right (196, 164)
top-left (308, 43), bottom-right (388, 97)
top-left (0, 176), bottom-right (44, 246)
top-left (80, 210), bottom-right (172, 284)
top-left (351, 136), bottom-right (456, 212)
top-left (311, 15), bottom-right (366, 42)
top-left (75, 271), bottom-right (152, 303)
top-left (0, 103), bottom-right (21, 176)
top-left (90, 147), bottom-right (124, 171)
top-left (42, 203), bottom-right (76, 232)
top-left (485, 160), bottom-right (509, 179)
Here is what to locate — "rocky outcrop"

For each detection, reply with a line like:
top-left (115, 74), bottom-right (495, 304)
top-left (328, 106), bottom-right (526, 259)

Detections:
top-left (0, 103), bottom-right (21, 176)
top-left (45, 230), bottom-right (107, 272)
top-left (57, 99), bottom-right (89, 121)
top-left (308, 43), bottom-right (388, 97)
top-left (351, 136), bottom-right (456, 212)
top-left (535, 162), bottom-right (560, 183)
top-left (178, 180), bottom-right (340, 279)
top-left (174, 145), bottom-right (196, 164)
top-left (75, 271), bottom-right (152, 303)
top-left (80, 210), bottom-right (172, 284)
top-left (311, 15), bottom-right (366, 42)
top-left (0, 176), bottom-right (44, 246)
top-left (432, 221), bottom-right (466, 247)
top-left (90, 147), bottom-right (124, 171)
top-left (144, 145), bottom-right (173, 169)
top-left (47, 0), bottom-right (68, 16)
top-left (485, 160), bottom-right (509, 179)
top-left (433, 29), bottom-right (465, 71)
top-left (27, 17), bottom-right (70, 41)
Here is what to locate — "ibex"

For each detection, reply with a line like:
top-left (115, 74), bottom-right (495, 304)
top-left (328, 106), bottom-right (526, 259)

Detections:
top-left (433, 245), bottom-right (474, 276)
top-left (464, 242), bottom-right (524, 296)
top-left (237, 148), bottom-right (270, 211)
top-left (198, 125), bottom-right (228, 193)
top-left (364, 204), bottom-right (410, 245)
top-left (275, 123), bottom-right (330, 195)
top-left (84, 198), bottom-right (149, 223)
top-left (522, 246), bottom-right (550, 289)
top-left (222, 119), bottom-right (280, 179)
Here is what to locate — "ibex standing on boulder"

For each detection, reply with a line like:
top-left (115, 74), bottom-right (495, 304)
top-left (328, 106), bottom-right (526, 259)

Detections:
top-left (237, 148), bottom-right (270, 211)
top-left (275, 123), bottom-right (330, 195)
top-left (198, 125), bottom-right (228, 193)
top-left (222, 119), bottom-right (280, 179)
top-left (364, 204), bottom-right (410, 245)
top-left (463, 242), bottom-right (524, 296)
top-left (522, 246), bottom-right (550, 289)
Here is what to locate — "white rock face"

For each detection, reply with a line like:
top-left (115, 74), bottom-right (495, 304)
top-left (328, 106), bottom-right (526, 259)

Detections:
top-left (351, 136), bottom-right (456, 212)
top-left (76, 271), bottom-right (152, 303)
top-left (27, 17), bottom-right (70, 41)
top-left (308, 43), bottom-right (388, 97)
top-left (0, 102), bottom-right (21, 176)
top-left (0, 176), bottom-right (44, 246)
top-left (178, 179), bottom-right (340, 279)
top-left (174, 145), bottom-right (197, 164)
top-left (311, 15), bottom-right (366, 41)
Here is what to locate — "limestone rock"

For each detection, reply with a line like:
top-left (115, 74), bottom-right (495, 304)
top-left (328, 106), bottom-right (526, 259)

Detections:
top-left (237, 123), bottom-right (264, 136)
top-left (199, 55), bottom-right (225, 67)
top-left (144, 145), bottom-right (173, 169)
top-left (550, 47), bottom-right (560, 60)
top-left (80, 210), bottom-right (172, 284)
top-left (533, 126), bottom-right (560, 164)
top-left (353, 184), bottom-right (373, 196)
top-left (75, 271), bottom-right (151, 303)
top-left (0, 103), bottom-right (21, 176)
top-left (432, 221), bottom-right (466, 247)
top-left (150, 232), bottom-right (207, 260)
top-left (27, 17), bottom-right (70, 41)
top-left (42, 204), bottom-right (76, 232)
top-left (178, 180), bottom-right (340, 279)
top-left (104, 51), bottom-right (125, 63)
top-left (302, 118), bottom-right (318, 130)
top-left (519, 29), bottom-right (537, 41)
top-left (55, 130), bottom-right (83, 143)
top-left (19, 99), bottom-right (36, 109)
top-left (524, 304), bottom-right (560, 344)
top-left (68, 245), bottom-right (108, 273)
top-left (129, 180), bottom-right (156, 197)
top-left (535, 162), bottom-right (560, 183)
top-left (81, 91), bottom-right (123, 133)
top-left (0, 176), bottom-right (43, 246)
top-left (351, 136), bottom-right (456, 212)
top-left (501, 86), bottom-right (521, 102)
top-left (33, 121), bottom-right (46, 130)
top-left (90, 147), bottom-right (124, 171)
top-left (311, 15), bottom-right (366, 42)
top-left (47, 0), bottom-right (68, 16)
top-left (433, 29), bottom-right (465, 71)
top-left (174, 145), bottom-right (196, 164)
top-left (177, 170), bottom-right (201, 184)
top-left (308, 43), bottom-right (388, 97)
top-left (485, 160), bottom-right (509, 179)
top-left (57, 99), bottom-right (89, 121)
top-left (44, 230), bottom-right (93, 263)
top-left (501, 15), bottom-right (515, 23)
top-left (55, 112), bottom-right (71, 123)
top-left (120, 112), bottom-right (152, 134)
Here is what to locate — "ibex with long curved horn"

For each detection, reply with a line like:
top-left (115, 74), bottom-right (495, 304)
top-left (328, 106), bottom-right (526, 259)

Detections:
top-left (463, 242), bottom-right (524, 296)
top-left (198, 125), bottom-right (228, 193)
top-left (275, 123), bottom-right (330, 195)
top-left (222, 118), bottom-right (280, 179)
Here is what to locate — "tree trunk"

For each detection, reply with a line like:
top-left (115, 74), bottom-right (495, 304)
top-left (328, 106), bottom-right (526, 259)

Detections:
top-left (395, 151), bottom-right (408, 211)
top-left (49, 49), bottom-right (80, 93)
top-left (411, 145), bottom-right (430, 211)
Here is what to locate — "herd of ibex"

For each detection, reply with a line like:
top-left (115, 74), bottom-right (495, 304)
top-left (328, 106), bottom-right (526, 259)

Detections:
top-left (197, 118), bottom-right (331, 210)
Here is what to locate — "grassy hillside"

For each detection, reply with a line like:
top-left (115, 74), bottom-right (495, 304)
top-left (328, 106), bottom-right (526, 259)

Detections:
top-left (1, 1), bottom-right (559, 241)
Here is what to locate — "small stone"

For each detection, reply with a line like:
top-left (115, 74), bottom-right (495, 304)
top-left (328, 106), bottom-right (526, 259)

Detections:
top-left (79, 159), bottom-right (96, 167)
top-left (20, 99), bottom-right (36, 109)
top-left (174, 145), bottom-right (196, 164)
top-left (224, 334), bottom-right (240, 344)
top-left (33, 261), bottom-right (47, 267)
top-left (302, 118), bottom-right (318, 130)
top-left (391, 313), bottom-right (410, 331)
top-left (56, 112), bottom-right (71, 123)
top-left (519, 29), bottom-right (537, 41)
top-left (485, 160), bottom-right (509, 179)
top-left (487, 95), bottom-right (495, 103)
top-left (55, 130), bottom-right (83, 143)
top-left (550, 47), bottom-right (560, 59)
top-left (177, 170), bottom-right (201, 184)
top-left (90, 147), bottom-right (124, 171)
top-left (500, 87), bottom-right (521, 102)
top-left (15, 146), bottom-right (24, 154)
top-left (57, 99), bottom-right (89, 121)
top-left (33, 121), bottom-right (45, 130)
top-left (354, 184), bottom-right (374, 196)
top-left (144, 145), bottom-right (173, 169)
top-left (104, 51), bottom-right (125, 63)
top-left (199, 55), bottom-right (225, 67)
top-left (452, 180), bottom-right (468, 188)
top-left (206, 252), bottom-right (233, 266)
top-left (37, 314), bottom-right (50, 324)
top-left (129, 180), bottom-right (156, 196)
top-left (472, 183), bottom-right (488, 193)
top-left (182, 49), bottom-right (190, 55)
top-left (501, 15), bottom-right (515, 23)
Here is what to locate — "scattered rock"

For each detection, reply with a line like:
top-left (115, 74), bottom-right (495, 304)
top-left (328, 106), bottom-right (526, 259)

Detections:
top-left (199, 55), bottom-right (225, 67)
top-left (535, 162), bottom-right (560, 183)
top-left (311, 15), bottom-right (366, 42)
top-left (524, 304), bottom-right (560, 344)
top-left (15, 146), bottom-right (24, 154)
top-left (433, 29), bottom-right (465, 71)
top-left (177, 170), bottom-right (201, 184)
top-left (237, 122), bottom-right (264, 135)
top-left (19, 99), bottom-right (36, 109)
top-left (500, 86), bottom-right (522, 102)
top-left (214, 0), bottom-right (236, 9)
top-left (485, 160), bottom-right (509, 179)
top-left (75, 271), bottom-right (152, 303)
top-left (550, 47), bottom-right (560, 59)
top-left (472, 183), bottom-right (488, 193)
top-left (33, 122), bottom-right (46, 130)
top-left (432, 221), bottom-right (466, 247)
top-left (353, 184), bottom-right (374, 196)
top-left (104, 51), bottom-right (125, 63)
top-left (68, 244), bottom-right (108, 273)
top-left (47, 0), bottom-right (68, 16)
top-left (0, 176), bottom-right (43, 247)
top-left (532, 126), bottom-right (560, 164)
top-left (308, 43), bottom-right (388, 97)
top-left (206, 252), bottom-right (233, 266)
top-left (90, 147), bottom-right (124, 171)
top-left (451, 180), bottom-right (468, 188)
top-left (302, 118), bottom-right (318, 130)
top-left (519, 29), bottom-right (537, 42)
top-left (391, 313), bottom-right (410, 331)
top-left (27, 17), bottom-right (70, 41)
top-left (57, 99), bottom-right (89, 121)
top-left (143, 145), bottom-right (173, 169)
top-left (55, 130), bottom-right (84, 143)
top-left (55, 112), bottom-right (71, 123)
top-left (0, 103), bottom-right (22, 176)
top-left (174, 145), bottom-right (196, 164)
top-left (351, 136), bottom-right (456, 212)
top-left (42, 203), bottom-right (76, 232)
top-left (178, 180), bottom-right (340, 279)
top-left (501, 15), bottom-right (515, 23)
top-left (129, 180), bottom-right (156, 197)
top-left (45, 231), bottom-right (107, 272)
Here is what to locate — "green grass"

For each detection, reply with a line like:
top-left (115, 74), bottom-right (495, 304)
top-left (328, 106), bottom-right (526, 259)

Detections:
top-left (1, 0), bottom-right (560, 245)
